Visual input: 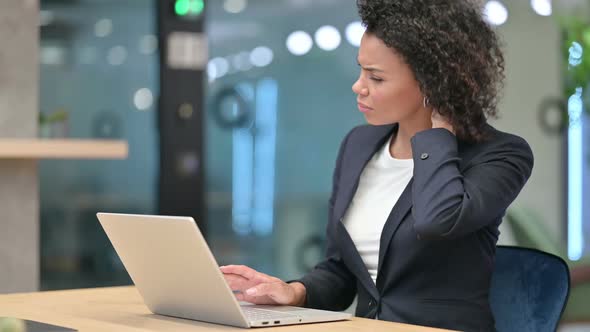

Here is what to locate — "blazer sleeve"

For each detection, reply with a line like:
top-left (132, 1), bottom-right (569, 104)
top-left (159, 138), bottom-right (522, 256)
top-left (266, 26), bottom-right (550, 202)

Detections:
top-left (410, 128), bottom-right (534, 240)
top-left (294, 129), bottom-right (357, 311)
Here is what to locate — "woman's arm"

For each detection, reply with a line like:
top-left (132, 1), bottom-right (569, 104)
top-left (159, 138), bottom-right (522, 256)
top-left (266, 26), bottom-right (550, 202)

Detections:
top-left (410, 128), bottom-right (534, 240)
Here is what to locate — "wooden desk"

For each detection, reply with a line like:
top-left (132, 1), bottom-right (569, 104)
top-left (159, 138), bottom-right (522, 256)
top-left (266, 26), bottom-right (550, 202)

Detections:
top-left (0, 287), bottom-right (453, 331)
top-left (0, 139), bottom-right (128, 159)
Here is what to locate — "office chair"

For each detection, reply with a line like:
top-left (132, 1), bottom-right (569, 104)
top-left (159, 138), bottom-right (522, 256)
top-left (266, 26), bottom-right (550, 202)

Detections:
top-left (490, 246), bottom-right (570, 332)
top-left (505, 206), bottom-right (590, 321)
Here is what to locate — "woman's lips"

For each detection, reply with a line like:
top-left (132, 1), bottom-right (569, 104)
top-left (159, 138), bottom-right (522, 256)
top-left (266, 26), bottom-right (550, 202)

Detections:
top-left (358, 103), bottom-right (373, 113)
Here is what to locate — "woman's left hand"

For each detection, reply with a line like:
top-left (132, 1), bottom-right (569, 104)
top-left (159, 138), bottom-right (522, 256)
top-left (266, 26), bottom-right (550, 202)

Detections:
top-left (431, 110), bottom-right (455, 135)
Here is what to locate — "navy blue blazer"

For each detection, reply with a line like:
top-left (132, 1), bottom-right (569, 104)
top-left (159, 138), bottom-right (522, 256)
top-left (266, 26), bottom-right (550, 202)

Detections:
top-left (297, 124), bottom-right (534, 331)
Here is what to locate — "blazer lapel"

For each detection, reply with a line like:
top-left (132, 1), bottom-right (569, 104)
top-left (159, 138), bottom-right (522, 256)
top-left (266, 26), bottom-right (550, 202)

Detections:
top-left (377, 179), bottom-right (413, 273)
top-left (336, 222), bottom-right (379, 299)
top-left (333, 124), bottom-right (396, 298)
top-left (333, 124), bottom-right (396, 223)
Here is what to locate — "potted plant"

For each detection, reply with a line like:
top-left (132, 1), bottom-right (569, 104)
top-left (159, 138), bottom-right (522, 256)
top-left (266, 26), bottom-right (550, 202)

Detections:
top-left (39, 109), bottom-right (69, 138)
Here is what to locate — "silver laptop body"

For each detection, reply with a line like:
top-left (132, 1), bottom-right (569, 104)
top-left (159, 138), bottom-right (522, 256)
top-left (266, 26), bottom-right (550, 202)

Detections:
top-left (96, 213), bottom-right (352, 328)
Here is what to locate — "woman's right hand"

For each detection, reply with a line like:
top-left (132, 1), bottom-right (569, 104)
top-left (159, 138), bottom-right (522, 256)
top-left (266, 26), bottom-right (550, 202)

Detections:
top-left (220, 265), bottom-right (307, 306)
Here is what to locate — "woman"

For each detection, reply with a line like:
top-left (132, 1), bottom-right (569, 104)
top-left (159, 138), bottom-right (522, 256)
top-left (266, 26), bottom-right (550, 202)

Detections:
top-left (221, 0), bottom-right (534, 331)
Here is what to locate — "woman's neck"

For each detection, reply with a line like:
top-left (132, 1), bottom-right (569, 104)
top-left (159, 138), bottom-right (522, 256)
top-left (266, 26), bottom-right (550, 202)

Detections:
top-left (389, 113), bottom-right (432, 159)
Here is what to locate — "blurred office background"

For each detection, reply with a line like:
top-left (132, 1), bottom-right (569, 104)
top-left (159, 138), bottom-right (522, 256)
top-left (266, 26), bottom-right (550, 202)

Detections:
top-left (36, 0), bottom-right (366, 290)
top-left (1, 0), bottom-right (589, 330)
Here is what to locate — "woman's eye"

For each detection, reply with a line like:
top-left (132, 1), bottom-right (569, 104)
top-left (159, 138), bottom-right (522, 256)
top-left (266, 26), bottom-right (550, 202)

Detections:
top-left (370, 77), bottom-right (383, 82)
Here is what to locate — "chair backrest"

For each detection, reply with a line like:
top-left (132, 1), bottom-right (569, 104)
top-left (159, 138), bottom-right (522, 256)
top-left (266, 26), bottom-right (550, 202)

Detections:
top-left (490, 246), bottom-right (570, 332)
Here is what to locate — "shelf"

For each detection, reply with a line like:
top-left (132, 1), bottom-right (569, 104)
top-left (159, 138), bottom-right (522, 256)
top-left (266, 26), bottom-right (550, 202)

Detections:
top-left (0, 139), bottom-right (128, 159)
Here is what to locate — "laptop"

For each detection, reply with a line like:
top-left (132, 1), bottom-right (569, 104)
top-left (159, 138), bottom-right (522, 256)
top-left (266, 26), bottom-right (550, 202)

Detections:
top-left (96, 213), bottom-right (352, 328)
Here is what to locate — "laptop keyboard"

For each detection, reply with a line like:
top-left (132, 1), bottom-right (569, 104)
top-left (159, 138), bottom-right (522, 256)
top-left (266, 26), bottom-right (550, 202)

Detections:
top-left (241, 307), bottom-right (299, 320)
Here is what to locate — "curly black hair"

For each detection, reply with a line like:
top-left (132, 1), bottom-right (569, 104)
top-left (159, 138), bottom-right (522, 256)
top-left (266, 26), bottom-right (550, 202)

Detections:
top-left (357, 0), bottom-right (505, 142)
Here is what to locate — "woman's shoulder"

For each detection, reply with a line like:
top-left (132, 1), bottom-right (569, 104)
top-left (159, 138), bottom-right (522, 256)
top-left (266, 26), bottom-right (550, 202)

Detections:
top-left (339, 123), bottom-right (533, 161)
top-left (462, 124), bottom-right (534, 167)
top-left (478, 124), bottom-right (532, 152)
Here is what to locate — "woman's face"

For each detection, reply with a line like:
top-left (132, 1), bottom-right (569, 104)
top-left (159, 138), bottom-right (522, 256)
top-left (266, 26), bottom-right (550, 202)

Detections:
top-left (352, 32), bottom-right (426, 126)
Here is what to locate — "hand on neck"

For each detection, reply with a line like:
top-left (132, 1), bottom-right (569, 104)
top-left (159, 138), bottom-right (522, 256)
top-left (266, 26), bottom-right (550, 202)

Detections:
top-left (389, 111), bottom-right (432, 159)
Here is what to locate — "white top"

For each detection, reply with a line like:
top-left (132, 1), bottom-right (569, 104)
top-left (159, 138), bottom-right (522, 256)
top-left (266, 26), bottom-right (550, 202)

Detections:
top-left (343, 135), bottom-right (414, 284)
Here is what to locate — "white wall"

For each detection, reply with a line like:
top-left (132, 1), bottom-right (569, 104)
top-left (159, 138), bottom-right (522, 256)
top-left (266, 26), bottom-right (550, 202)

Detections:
top-left (0, 0), bottom-right (40, 293)
top-left (492, 1), bottom-right (565, 245)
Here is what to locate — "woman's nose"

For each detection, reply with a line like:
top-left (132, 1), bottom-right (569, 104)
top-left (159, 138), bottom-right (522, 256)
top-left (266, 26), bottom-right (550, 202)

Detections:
top-left (352, 78), bottom-right (366, 95)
